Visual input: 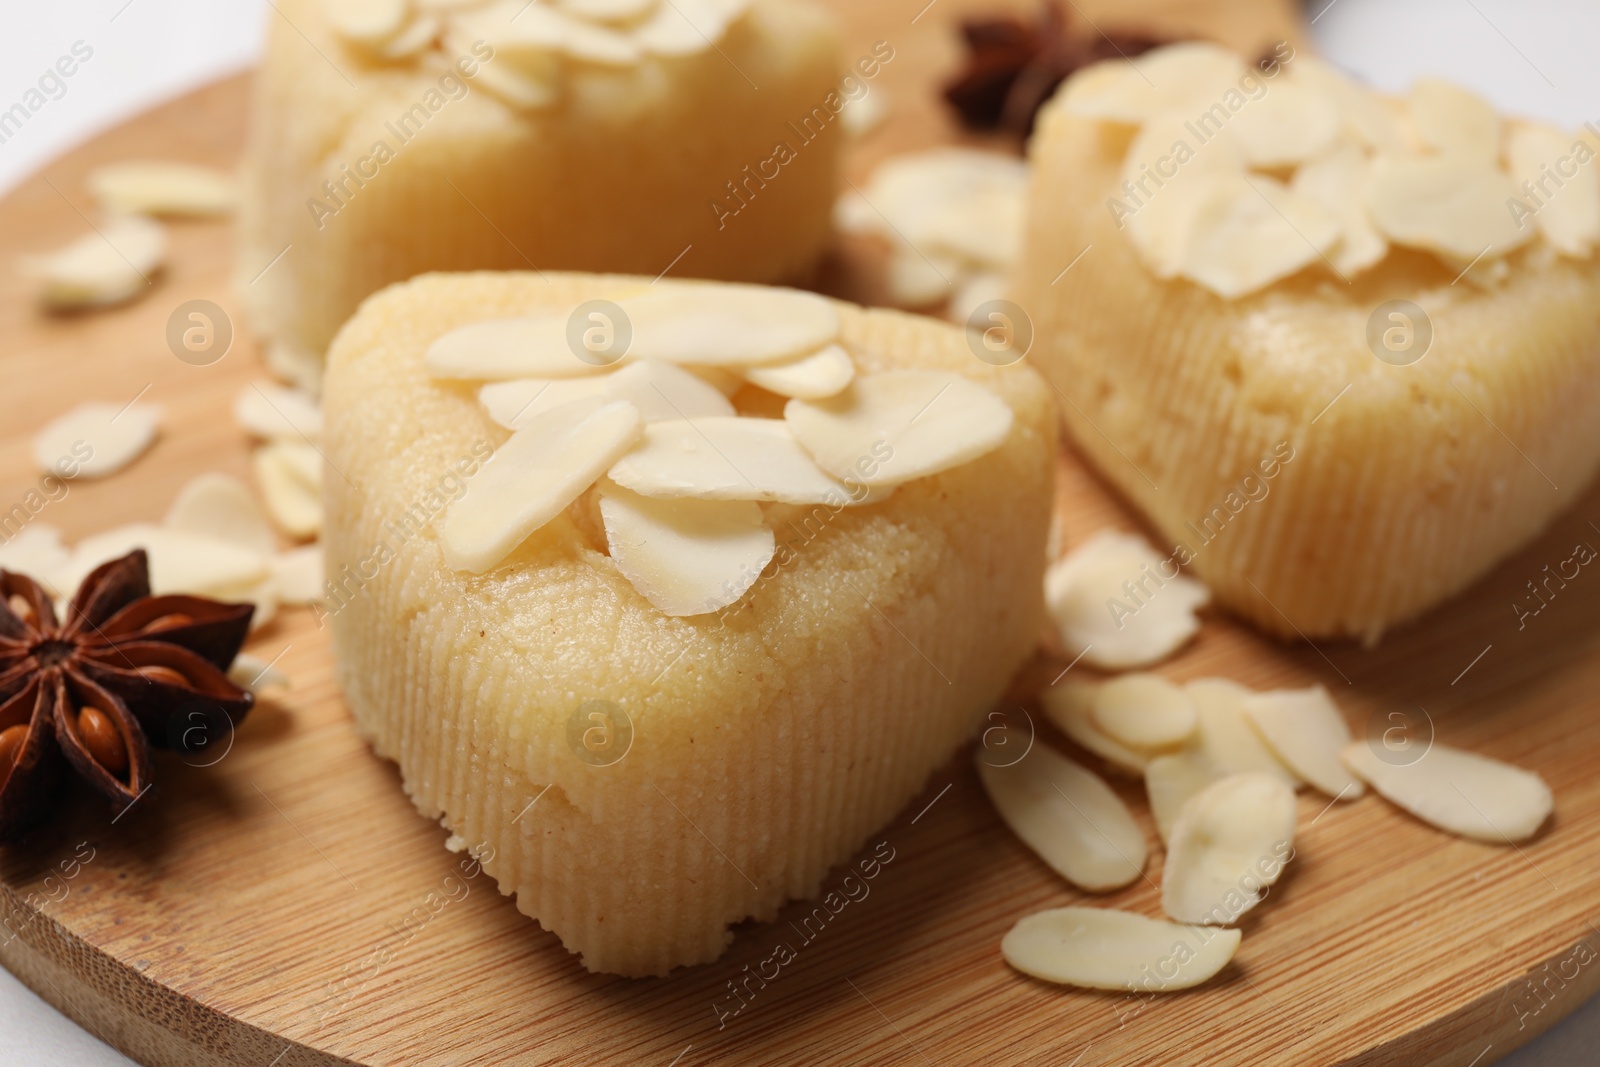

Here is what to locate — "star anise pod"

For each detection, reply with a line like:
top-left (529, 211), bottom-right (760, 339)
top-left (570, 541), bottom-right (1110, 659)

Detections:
top-left (0, 550), bottom-right (255, 840)
top-left (943, 2), bottom-right (1172, 138)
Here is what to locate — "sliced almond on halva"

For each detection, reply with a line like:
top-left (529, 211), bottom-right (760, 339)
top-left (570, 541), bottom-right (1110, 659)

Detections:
top-left (165, 473), bottom-right (277, 556)
top-left (1506, 123), bottom-right (1600, 257)
top-left (1044, 530), bottom-right (1210, 671)
top-left (1146, 752), bottom-right (1227, 845)
top-left (426, 316), bottom-right (614, 381)
top-left (25, 216), bottom-right (166, 309)
top-left (1243, 686), bottom-right (1363, 799)
top-left (618, 284), bottom-right (839, 366)
top-left (597, 484), bottom-right (774, 617)
top-left (1062, 43), bottom-right (1247, 125)
top-left (1290, 143), bottom-right (1389, 276)
top-left (1002, 907), bottom-right (1239, 991)
top-left (741, 344), bottom-right (855, 399)
top-left (602, 359), bottom-right (736, 422)
top-left (254, 441), bottom-right (325, 541)
top-left (478, 377), bottom-right (614, 429)
top-left (1409, 78), bottom-right (1499, 161)
top-left (1288, 57), bottom-right (1411, 155)
top-left (977, 742), bottom-right (1147, 891)
top-left (235, 382), bottom-right (323, 441)
top-left (1341, 741), bottom-right (1552, 842)
top-left (784, 370), bottom-right (1012, 488)
top-left (381, 12), bottom-right (443, 58)
top-left (1186, 678), bottom-right (1300, 786)
top-left (328, 0), bottom-right (411, 45)
top-left (1040, 682), bottom-right (1152, 777)
top-left (33, 401), bottom-right (160, 479)
top-left (1367, 155), bottom-right (1533, 259)
top-left (1093, 673), bottom-right (1197, 750)
top-left (1226, 81), bottom-right (1342, 168)
top-left (608, 417), bottom-right (864, 504)
top-left (1173, 173), bottom-right (1339, 297)
top-left (442, 399), bottom-right (642, 572)
top-left (88, 162), bottom-right (237, 218)
top-left (1162, 772), bottom-right (1297, 925)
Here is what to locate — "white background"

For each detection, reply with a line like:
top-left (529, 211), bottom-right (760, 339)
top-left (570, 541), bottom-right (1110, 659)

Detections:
top-left (2, 0), bottom-right (1599, 1063)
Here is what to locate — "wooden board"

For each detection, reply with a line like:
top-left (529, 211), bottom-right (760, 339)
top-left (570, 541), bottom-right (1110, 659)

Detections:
top-left (5, 3), bottom-right (1600, 1065)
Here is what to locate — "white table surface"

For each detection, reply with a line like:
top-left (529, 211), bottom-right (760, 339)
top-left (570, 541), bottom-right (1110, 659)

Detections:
top-left (3, 1), bottom-right (1599, 1063)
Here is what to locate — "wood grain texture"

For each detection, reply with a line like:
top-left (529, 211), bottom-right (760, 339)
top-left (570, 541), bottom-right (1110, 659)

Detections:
top-left (5, 2), bottom-right (1600, 1065)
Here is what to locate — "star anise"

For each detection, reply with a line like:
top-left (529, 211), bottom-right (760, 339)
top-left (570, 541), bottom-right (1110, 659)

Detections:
top-left (943, 2), bottom-right (1172, 138)
top-left (0, 550), bottom-right (255, 840)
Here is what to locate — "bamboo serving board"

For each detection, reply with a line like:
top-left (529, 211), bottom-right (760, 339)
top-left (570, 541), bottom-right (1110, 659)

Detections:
top-left (4, 2), bottom-right (1600, 1065)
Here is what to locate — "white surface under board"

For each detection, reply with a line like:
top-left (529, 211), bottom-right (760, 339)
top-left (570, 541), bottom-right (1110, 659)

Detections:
top-left (1, 0), bottom-right (1598, 1064)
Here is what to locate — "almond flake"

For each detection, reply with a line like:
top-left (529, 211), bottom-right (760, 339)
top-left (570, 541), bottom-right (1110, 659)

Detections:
top-left (608, 417), bottom-right (864, 504)
top-left (1226, 81), bottom-right (1342, 168)
top-left (1044, 530), bottom-right (1210, 671)
top-left (885, 247), bottom-right (958, 307)
top-left (229, 653), bottom-right (290, 694)
top-left (33, 401), bottom-right (160, 480)
top-left (741, 345), bottom-right (855, 399)
top-left (57, 524), bottom-right (269, 601)
top-left (272, 545), bottom-right (325, 604)
top-left (442, 399), bottom-right (642, 572)
top-left (87, 162), bottom-right (237, 218)
top-left (328, 0), bottom-right (411, 45)
top-left (165, 473), bottom-right (277, 556)
top-left (621, 285), bottom-right (840, 366)
top-left (632, 0), bottom-right (730, 55)
top-left (235, 382), bottom-right (323, 441)
top-left (557, 0), bottom-right (657, 22)
top-left (1120, 114), bottom-right (1247, 278)
top-left (254, 441), bottom-right (325, 541)
top-left (1289, 58), bottom-right (1411, 155)
top-left (1092, 674), bottom-right (1197, 750)
top-left (1173, 173), bottom-right (1338, 297)
top-left (784, 371), bottom-right (1012, 488)
top-left (426, 316), bottom-right (613, 380)
top-left (1146, 752), bottom-right (1226, 844)
top-left (1409, 78), bottom-right (1499, 161)
top-left (266, 341), bottom-right (325, 395)
top-left (1243, 686), bottom-right (1363, 800)
top-left (0, 526), bottom-right (70, 596)
top-left (466, 53), bottom-right (560, 109)
top-left (380, 12), bottom-right (443, 58)
top-left (26, 215), bottom-right (166, 309)
top-left (597, 484), bottom-right (774, 616)
top-left (1162, 772), bottom-right (1296, 925)
top-left (1507, 123), bottom-right (1600, 257)
top-left (946, 271), bottom-right (1008, 327)
top-left (855, 149), bottom-right (1028, 269)
top-left (603, 359), bottom-right (737, 422)
top-left (1186, 678), bottom-right (1300, 786)
top-left (1041, 682), bottom-right (1152, 777)
top-left (1290, 144), bottom-right (1388, 275)
top-left (1367, 156), bottom-right (1533, 260)
top-left (1062, 44), bottom-right (1247, 125)
top-left (976, 743), bottom-right (1147, 892)
top-left (479, 377), bottom-right (613, 429)
top-left (1341, 742), bottom-right (1552, 842)
top-left (1002, 907), bottom-right (1240, 991)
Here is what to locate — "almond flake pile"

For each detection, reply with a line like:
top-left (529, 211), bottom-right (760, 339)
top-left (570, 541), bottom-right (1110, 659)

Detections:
top-left (985, 672), bottom-right (1553, 992)
top-left (835, 148), bottom-right (1027, 321)
top-left (1063, 43), bottom-right (1600, 296)
top-left (326, 0), bottom-right (758, 110)
top-left (1044, 529), bottom-right (1210, 669)
top-left (424, 286), bottom-right (1014, 615)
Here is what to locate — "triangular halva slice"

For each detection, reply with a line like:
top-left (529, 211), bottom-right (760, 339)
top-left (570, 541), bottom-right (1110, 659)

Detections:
top-left (321, 272), bottom-right (1055, 976)
top-left (1016, 46), bottom-right (1600, 641)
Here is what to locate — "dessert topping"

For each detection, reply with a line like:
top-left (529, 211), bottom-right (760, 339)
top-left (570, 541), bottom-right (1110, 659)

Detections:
top-left (1091, 673), bottom-right (1197, 750)
top-left (609, 417), bottom-right (871, 504)
top-left (740, 344), bottom-right (856, 400)
top-left (597, 485), bottom-right (774, 616)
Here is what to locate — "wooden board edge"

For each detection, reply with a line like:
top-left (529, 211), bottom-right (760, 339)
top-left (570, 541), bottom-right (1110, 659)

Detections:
top-left (1, 883), bottom-right (350, 1067)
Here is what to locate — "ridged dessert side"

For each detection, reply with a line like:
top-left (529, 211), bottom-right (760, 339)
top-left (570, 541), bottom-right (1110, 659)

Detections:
top-left (1017, 103), bottom-right (1600, 642)
top-left (320, 272), bottom-right (1055, 976)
